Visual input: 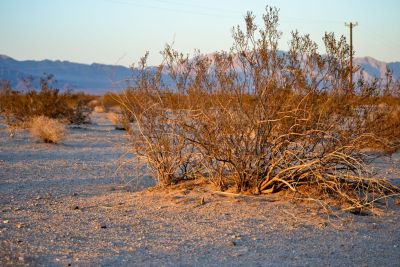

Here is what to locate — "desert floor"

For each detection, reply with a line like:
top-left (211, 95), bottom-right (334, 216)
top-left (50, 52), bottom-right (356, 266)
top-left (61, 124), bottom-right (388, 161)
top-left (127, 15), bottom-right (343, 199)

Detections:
top-left (1, 112), bottom-right (399, 266)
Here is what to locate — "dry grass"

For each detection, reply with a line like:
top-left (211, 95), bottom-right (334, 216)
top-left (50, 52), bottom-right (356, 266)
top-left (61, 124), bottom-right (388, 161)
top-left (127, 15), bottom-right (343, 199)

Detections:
top-left (107, 111), bottom-right (128, 130)
top-left (94, 105), bottom-right (106, 113)
top-left (107, 111), bottom-right (121, 124)
top-left (29, 116), bottom-right (65, 144)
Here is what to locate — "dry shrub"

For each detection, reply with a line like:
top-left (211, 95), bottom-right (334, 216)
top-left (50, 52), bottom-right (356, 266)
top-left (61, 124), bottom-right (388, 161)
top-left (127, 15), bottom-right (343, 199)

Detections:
top-left (94, 105), bottom-right (106, 113)
top-left (107, 111), bottom-right (128, 130)
top-left (30, 116), bottom-right (65, 144)
top-left (119, 6), bottom-right (400, 211)
top-left (0, 74), bottom-right (93, 126)
top-left (102, 92), bottom-right (121, 109)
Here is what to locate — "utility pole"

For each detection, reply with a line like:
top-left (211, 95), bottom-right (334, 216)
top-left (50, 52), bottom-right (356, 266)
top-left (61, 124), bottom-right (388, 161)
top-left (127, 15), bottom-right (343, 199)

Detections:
top-left (345, 22), bottom-right (358, 94)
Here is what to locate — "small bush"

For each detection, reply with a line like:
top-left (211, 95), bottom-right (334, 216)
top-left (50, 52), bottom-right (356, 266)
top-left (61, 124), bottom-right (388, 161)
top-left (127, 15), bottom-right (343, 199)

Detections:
top-left (107, 111), bottom-right (128, 130)
top-left (94, 105), bottom-right (106, 113)
top-left (102, 92), bottom-right (121, 110)
top-left (0, 74), bottom-right (93, 126)
top-left (30, 116), bottom-right (65, 144)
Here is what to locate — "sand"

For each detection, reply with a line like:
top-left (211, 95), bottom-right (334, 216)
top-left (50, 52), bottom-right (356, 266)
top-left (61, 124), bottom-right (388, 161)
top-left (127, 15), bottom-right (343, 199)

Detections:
top-left (1, 112), bottom-right (399, 266)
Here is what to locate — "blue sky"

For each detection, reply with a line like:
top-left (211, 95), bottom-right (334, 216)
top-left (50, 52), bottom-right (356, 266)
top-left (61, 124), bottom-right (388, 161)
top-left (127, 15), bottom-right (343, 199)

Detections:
top-left (1, 0), bottom-right (399, 66)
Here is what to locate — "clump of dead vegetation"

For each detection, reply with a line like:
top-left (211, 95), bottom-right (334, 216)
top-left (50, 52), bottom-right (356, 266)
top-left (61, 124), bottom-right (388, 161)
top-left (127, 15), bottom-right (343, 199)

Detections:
top-left (118, 6), bottom-right (400, 212)
top-left (107, 111), bottom-right (129, 130)
top-left (0, 74), bottom-right (94, 127)
top-left (29, 115), bottom-right (65, 144)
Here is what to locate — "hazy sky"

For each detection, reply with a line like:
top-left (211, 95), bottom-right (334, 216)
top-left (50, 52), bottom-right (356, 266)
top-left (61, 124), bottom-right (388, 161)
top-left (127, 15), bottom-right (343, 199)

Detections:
top-left (1, 0), bottom-right (399, 66)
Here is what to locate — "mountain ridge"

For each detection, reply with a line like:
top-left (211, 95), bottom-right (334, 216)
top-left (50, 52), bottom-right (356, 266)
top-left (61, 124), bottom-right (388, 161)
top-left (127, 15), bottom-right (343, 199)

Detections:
top-left (1, 54), bottom-right (399, 94)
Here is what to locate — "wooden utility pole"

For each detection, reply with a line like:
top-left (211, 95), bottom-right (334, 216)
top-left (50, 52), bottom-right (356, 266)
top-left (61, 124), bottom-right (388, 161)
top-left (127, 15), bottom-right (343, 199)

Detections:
top-left (345, 22), bottom-right (358, 94)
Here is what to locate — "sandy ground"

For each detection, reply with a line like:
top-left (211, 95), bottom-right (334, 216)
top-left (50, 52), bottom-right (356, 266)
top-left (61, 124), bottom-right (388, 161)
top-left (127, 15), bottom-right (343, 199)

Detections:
top-left (0, 112), bottom-right (399, 266)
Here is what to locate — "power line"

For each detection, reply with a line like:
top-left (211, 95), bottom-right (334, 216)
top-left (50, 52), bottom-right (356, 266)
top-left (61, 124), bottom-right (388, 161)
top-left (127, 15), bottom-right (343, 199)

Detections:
top-left (358, 28), bottom-right (400, 50)
top-left (103, 0), bottom-right (346, 24)
top-left (147, 0), bottom-right (240, 15)
top-left (102, 0), bottom-right (239, 19)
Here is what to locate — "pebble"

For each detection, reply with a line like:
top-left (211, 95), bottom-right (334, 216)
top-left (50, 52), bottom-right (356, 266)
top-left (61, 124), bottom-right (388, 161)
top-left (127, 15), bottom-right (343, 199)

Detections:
top-left (16, 223), bottom-right (23, 229)
top-left (231, 234), bottom-right (241, 240)
top-left (3, 219), bottom-right (9, 224)
top-left (95, 223), bottom-right (107, 229)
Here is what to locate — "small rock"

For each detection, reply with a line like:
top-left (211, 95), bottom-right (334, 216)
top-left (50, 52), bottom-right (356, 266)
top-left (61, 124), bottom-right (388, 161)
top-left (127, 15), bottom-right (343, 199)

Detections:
top-left (96, 223), bottom-right (107, 229)
top-left (18, 256), bottom-right (24, 262)
top-left (200, 197), bottom-right (205, 205)
top-left (72, 192), bottom-right (78, 197)
top-left (72, 206), bottom-right (80, 210)
top-left (231, 234), bottom-right (241, 240)
top-left (230, 240), bottom-right (237, 246)
top-left (16, 223), bottom-right (23, 229)
top-left (3, 220), bottom-right (9, 224)
top-left (35, 195), bottom-right (42, 200)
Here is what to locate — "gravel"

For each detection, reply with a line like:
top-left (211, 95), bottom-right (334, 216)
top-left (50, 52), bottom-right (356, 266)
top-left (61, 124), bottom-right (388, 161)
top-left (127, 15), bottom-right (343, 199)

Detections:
top-left (1, 112), bottom-right (399, 266)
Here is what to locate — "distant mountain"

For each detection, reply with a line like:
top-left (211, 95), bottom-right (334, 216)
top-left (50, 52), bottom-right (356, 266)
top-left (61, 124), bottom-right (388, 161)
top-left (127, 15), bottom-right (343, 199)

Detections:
top-left (0, 55), bottom-right (399, 94)
top-left (354, 57), bottom-right (400, 81)
top-left (0, 55), bottom-right (134, 94)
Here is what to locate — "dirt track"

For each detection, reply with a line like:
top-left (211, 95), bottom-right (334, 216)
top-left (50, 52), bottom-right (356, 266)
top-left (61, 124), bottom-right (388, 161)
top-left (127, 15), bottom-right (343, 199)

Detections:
top-left (1, 113), bottom-right (399, 266)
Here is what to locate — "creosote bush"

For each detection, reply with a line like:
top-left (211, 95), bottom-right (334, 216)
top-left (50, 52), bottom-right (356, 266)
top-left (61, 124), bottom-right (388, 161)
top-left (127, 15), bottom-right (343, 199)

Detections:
top-left (0, 74), bottom-right (94, 127)
top-left (30, 116), bottom-right (65, 144)
top-left (119, 6), bottom-right (400, 211)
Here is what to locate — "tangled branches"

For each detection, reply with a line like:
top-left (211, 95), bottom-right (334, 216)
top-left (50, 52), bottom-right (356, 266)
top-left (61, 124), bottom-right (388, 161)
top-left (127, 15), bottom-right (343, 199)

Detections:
top-left (119, 6), bottom-right (400, 211)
